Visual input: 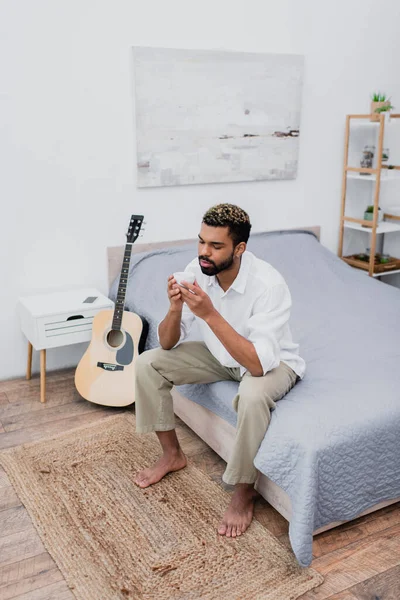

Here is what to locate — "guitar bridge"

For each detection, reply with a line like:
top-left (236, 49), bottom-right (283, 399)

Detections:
top-left (97, 362), bottom-right (124, 371)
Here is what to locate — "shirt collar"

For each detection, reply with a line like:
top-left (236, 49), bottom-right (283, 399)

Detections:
top-left (206, 251), bottom-right (251, 294)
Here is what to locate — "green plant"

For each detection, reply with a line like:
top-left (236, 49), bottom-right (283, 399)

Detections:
top-left (375, 103), bottom-right (394, 113)
top-left (371, 92), bottom-right (388, 102)
top-left (370, 92), bottom-right (394, 112)
top-left (365, 205), bottom-right (374, 213)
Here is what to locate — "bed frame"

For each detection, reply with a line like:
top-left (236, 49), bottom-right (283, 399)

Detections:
top-left (107, 226), bottom-right (399, 535)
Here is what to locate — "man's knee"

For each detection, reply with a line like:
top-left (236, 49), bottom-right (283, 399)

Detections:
top-left (240, 391), bottom-right (275, 412)
top-left (136, 347), bottom-right (168, 373)
top-left (236, 377), bottom-right (277, 412)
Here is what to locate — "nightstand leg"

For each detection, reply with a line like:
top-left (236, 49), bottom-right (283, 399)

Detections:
top-left (26, 342), bottom-right (33, 380)
top-left (40, 349), bottom-right (46, 403)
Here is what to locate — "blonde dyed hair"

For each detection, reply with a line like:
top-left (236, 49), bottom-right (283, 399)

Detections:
top-left (202, 204), bottom-right (252, 246)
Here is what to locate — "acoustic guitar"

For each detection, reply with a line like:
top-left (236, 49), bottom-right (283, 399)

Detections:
top-left (75, 214), bottom-right (144, 407)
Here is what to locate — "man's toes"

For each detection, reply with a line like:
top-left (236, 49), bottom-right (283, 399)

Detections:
top-left (231, 525), bottom-right (237, 538)
top-left (218, 522), bottom-right (227, 535)
top-left (134, 473), bottom-right (150, 488)
top-left (241, 520), bottom-right (249, 533)
top-left (226, 525), bottom-right (232, 537)
top-left (236, 526), bottom-right (242, 536)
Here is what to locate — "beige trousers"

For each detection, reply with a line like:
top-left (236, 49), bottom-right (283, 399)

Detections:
top-left (134, 341), bottom-right (298, 485)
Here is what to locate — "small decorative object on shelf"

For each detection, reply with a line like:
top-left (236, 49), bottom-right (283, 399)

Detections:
top-left (365, 248), bottom-right (389, 263)
top-left (381, 148), bottom-right (390, 178)
top-left (360, 145), bottom-right (375, 173)
top-left (370, 92), bottom-right (394, 122)
top-left (363, 205), bottom-right (383, 224)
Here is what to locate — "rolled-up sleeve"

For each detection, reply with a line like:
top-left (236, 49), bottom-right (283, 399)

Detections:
top-left (246, 284), bottom-right (292, 375)
top-left (157, 302), bottom-right (195, 348)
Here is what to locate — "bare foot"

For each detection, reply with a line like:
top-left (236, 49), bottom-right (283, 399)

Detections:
top-left (134, 450), bottom-right (187, 488)
top-left (218, 484), bottom-right (258, 537)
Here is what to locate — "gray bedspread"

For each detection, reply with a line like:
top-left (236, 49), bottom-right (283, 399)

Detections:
top-left (109, 231), bottom-right (400, 566)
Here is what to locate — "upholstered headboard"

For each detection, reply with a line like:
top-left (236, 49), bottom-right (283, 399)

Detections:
top-left (107, 226), bottom-right (321, 289)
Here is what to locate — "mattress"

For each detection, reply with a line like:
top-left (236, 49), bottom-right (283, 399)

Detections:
top-left (109, 230), bottom-right (400, 566)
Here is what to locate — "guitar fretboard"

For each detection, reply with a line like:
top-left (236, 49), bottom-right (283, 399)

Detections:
top-left (112, 243), bottom-right (132, 330)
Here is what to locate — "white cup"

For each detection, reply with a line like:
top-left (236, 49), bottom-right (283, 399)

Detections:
top-left (173, 271), bottom-right (196, 287)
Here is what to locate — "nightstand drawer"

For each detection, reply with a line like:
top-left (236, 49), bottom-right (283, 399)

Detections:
top-left (37, 310), bottom-right (99, 349)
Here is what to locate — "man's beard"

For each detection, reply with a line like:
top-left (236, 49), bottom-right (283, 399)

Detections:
top-left (198, 252), bottom-right (235, 276)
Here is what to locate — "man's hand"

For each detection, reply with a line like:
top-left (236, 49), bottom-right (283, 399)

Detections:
top-left (167, 275), bottom-right (183, 312)
top-left (180, 280), bottom-right (215, 320)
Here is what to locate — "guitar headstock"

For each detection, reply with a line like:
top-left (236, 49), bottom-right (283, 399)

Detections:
top-left (126, 215), bottom-right (144, 244)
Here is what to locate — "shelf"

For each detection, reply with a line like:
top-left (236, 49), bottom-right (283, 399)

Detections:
top-left (354, 268), bottom-right (400, 278)
top-left (348, 113), bottom-right (400, 124)
top-left (350, 121), bottom-right (400, 128)
top-left (372, 269), bottom-right (400, 277)
top-left (344, 221), bottom-right (400, 234)
top-left (342, 257), bottom-right (400, 277)
top-left (347, 172), bottom-right (400, 181)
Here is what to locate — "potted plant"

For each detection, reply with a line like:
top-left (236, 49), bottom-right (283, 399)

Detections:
top-left (375, 103), bottom-right (394, 124)
top-left (370, 92), bottom-right (394, 122)
top-left (364, 204), bottom-right (383, 223)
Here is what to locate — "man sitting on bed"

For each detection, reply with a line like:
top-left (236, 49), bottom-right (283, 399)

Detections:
top-left (134, 203), bottom-right (305, 537)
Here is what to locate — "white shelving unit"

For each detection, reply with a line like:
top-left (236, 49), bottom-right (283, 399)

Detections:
top-left (338, 112), bottom-right (400, 278)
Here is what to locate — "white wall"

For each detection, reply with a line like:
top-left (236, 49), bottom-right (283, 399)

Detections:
top-left (1, 0), bottom-right (400, 380)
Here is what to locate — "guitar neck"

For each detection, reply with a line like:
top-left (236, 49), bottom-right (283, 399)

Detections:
top-left (112, 242), bottom-right (133, 330)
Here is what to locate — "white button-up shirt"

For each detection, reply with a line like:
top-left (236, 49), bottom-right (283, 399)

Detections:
top-left (159, 250), bottom-right (306, 379)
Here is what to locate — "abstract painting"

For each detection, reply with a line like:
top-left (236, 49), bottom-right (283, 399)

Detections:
top-left (133, 47), bottom-right (304, 187)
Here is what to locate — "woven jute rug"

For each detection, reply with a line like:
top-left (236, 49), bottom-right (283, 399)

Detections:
top-left (0, 413), bottom-right (323, 600)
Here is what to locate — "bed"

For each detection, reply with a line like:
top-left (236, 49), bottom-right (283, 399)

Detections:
top-left (107, 228), bottom-right (400, 566)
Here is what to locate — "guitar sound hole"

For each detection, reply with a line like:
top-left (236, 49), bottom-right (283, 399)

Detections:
top-left (107, 329), bottom-right (124, 348)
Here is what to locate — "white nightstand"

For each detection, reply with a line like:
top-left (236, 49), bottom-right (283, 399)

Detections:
top-left (17, 288), bottom-right (114, 403)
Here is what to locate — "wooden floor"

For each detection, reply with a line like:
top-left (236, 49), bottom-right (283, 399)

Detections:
top-left (0, 369), bottom-right (399, 600)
